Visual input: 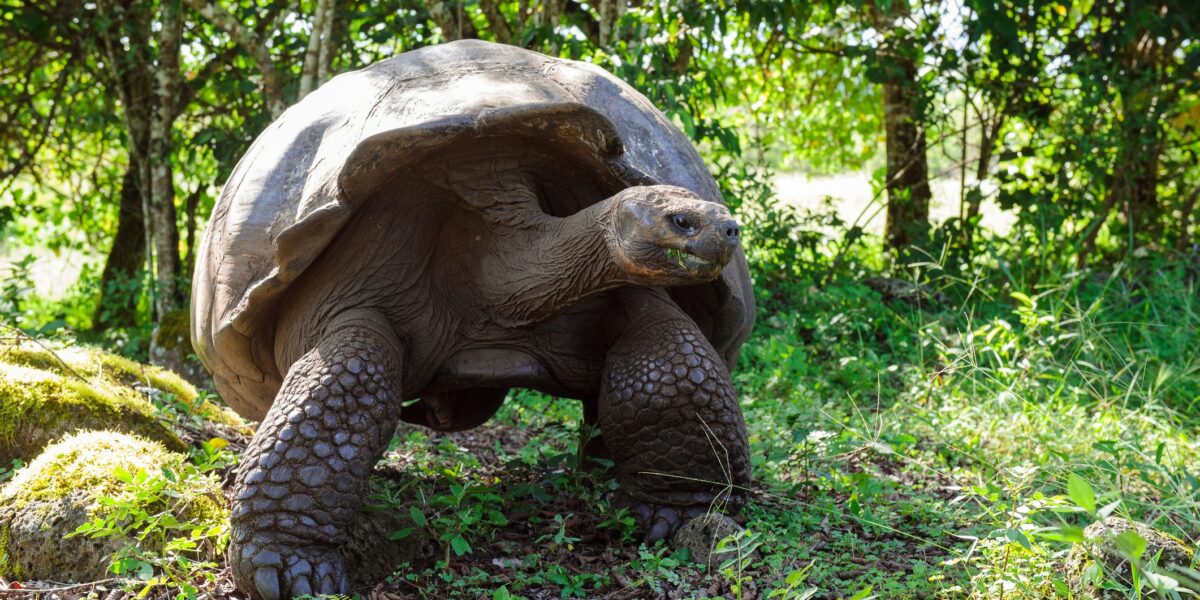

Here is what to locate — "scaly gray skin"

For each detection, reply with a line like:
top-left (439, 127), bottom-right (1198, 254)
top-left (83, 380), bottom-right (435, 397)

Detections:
top-left (228, 184), bottom-right (751, 599)
top-left (600, 288), bottom-right (751, 540)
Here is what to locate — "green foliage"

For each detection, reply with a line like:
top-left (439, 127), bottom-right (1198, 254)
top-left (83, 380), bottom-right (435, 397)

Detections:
top-left (69, 442), bottom-right (232, 599)
top-left (0, 255), bottom-right (35, 329)
top-left (0, 459), bottom-right (23, 485)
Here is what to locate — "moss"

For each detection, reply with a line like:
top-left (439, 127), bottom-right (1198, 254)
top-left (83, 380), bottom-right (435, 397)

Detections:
top-left (0, 363), bottom-right (185, 463)
top-left (0, 521), bottom-right (16, 580)
top-left (0, 430), bottom-right (226, 581)
top-left (0, 343), bottom-right (247, 432)
top-left (153, 308), bottom-right (193, 353)
top-left (1, 430), bottom-right (174, 511)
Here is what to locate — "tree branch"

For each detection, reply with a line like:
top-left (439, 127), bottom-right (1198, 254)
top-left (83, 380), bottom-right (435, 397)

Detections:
top-left (185, 0), bottom-right (287, 117)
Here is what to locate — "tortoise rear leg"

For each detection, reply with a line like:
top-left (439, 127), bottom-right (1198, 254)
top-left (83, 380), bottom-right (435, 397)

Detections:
top-left (229, 310), bottom-right (404, 599)
top-left (599, 290), bottom-right (751, 542)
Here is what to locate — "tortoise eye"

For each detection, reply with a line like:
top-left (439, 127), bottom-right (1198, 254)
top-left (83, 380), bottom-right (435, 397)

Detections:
top-left (670, 214), bottom-right (693, 233)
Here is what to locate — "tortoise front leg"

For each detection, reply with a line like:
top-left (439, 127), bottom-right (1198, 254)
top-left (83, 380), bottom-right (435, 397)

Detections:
top-left (599, 294), bottom-right (751, 542)
top-left (229, 310), bottom-right (404, 599)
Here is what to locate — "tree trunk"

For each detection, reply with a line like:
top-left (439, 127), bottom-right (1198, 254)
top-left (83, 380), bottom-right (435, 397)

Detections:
top-left (880, 64), bottom-right (931, 252)
top-left (479, 0), bottom-right (513, 44)
top-left (316, 0), bottom-right (336, 85)
top-left (1115, 109), bottom-right (1162, 249)
top-left (425, 1), bottom-right (478, 40)
top-left (961, 114), bottom-right (1003, 252)
top-left (869, 1), bottom-right (932, 254)
top-left (1178, 182), bottom-right (1199, 252)
top-left (597, 0), bottom-right (625, 48)
top-left (182, 186), bottom-right (202, 278)
top-left (93, 163), bottom-right (145, 331)
top-left (148, 0), bottom-right (183, 317)
top-left (298, 0), bottom-right (334, 99)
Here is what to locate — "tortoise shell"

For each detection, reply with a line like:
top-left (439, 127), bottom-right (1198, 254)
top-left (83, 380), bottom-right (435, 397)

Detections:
top-left (191, 40), bottom-right (754, 420)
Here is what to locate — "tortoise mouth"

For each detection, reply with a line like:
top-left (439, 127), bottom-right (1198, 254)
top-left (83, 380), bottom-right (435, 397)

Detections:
top-left (662, 246), bottom-right (725, 278)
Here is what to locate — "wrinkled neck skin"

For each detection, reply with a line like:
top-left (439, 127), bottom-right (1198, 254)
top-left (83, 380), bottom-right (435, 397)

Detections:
top-left (475, 198), bottom-right (634, 327)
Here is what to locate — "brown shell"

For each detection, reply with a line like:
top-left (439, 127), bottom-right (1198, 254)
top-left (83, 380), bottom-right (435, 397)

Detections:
top-left (191, 40), bottom-right (754, 419)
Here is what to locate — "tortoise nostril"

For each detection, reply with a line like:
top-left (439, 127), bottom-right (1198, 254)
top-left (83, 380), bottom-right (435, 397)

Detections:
top-left (723, 222), bottom-right (739, 239)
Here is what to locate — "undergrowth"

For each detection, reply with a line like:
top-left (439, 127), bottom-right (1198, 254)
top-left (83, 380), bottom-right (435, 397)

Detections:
top-left (2, 214), bottom-right (1199, 598)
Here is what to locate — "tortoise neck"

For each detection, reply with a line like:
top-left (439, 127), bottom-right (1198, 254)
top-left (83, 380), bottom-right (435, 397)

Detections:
top-left (480, 198), bottom-right (633, 326)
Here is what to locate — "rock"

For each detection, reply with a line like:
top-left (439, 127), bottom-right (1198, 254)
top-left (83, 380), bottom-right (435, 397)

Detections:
top-left (0, 342), bottom-right (249, 463)
top-left (1063, 517), bottom-right (1194, 598)
top-left (149, 308), bottom-right (214, 391)
top-left (0, 430), bottom-right (225, 581)
top-left (0, 360), bottom-right (184, 464)
top-left (673, 513), bottom-right (758, 568)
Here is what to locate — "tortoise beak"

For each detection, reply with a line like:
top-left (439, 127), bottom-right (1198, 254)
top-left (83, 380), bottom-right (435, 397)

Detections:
top-left (681, 216), bottom-right (739, 272)
top-left (661, 215), bottom-right (738, 278)
top-left (672, 218), bottom-right (734, 276)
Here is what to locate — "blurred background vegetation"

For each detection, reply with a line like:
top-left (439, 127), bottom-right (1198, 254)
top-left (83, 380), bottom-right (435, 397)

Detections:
top-left (1, 0), bottom-right (1196, 349)
top-left (2, 1), bottom-right (1200, 596)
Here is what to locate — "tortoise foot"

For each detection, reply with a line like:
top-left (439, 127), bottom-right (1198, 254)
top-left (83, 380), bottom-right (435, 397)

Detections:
top-left (231, 533), bottom-right (348, 600)
top-left (629, 503), bottom-right (706, 542)
top-left (624, 490), bottom-right (747, 542)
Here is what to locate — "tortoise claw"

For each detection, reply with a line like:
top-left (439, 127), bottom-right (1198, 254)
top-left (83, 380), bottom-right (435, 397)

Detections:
top-left (626, 493), bottom-right (747, 543)
top-left (233, 534), bottom-right (347, 599)
top-left (254, 567), bottom-right (281, 600)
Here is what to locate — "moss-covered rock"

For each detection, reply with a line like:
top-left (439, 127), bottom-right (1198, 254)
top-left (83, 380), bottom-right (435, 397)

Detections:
top-left (673, 513), bottom-right (758, 568)
top-left (0, 362), bottom-right (185, 464)
top-left (0, 430), bottom-right (225, 581)
top-left (1063, 517), bottom-right (1195, 598)
top-left (0, 342), bottom-right (250, 463)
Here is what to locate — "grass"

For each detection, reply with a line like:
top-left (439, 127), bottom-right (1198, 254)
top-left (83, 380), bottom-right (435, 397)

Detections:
top-left (353, 252), bottom-right (1200, 598)
top-left (2, 236), bottom-right (1199, 598)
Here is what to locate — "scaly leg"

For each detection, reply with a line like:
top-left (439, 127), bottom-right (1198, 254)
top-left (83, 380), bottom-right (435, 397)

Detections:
top-left (600, 290), bottom-right (751, 542)
top-left (229, 310), bottom-right (404, 599)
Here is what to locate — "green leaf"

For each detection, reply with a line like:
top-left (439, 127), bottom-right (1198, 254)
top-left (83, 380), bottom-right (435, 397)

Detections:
top-left (1037, 524), bottom-right (1085, 544)
top-left (1114, 530), bottom-right (1148, 560)
top-left (449, 535), bottom-right (471, 556)
top-left (409, 507), bottom-right (427, 527)
top-left (388, 528), bottom-right (413, 540)
top-left (1010, 291), bottom-right (1034, 306)
top-left (848, 586), bottom-right (874, 600)
top-left (1005, 528), bottom-right (1033, 551)
top-left (1098, 500), bottom-right (1121, 519)
top-left (113, 466), bottom-right (132, 483)
top-left (1067, 473), bottom-right (1096, 513)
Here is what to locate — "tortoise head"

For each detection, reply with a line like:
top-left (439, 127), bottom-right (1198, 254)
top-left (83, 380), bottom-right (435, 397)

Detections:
top-left (607, 185), bottom-right (741, 285)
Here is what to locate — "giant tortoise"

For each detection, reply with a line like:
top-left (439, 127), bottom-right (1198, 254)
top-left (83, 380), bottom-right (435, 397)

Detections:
top-left (192, 39), bottom-right (754, 598)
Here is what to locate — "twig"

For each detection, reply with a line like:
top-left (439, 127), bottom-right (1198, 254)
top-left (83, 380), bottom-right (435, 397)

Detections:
top-left (0, 324), bottom-right (90, 384)
top-left (0, 578), bottom-right (125, 594)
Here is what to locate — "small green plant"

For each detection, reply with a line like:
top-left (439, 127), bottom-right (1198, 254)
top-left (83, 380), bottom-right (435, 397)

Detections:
top-left (0, 458), bottom-right (24, 483)
top-left (716, 527), bottom-right (763, 600)
top-left (766, 564), bottom-right (818, 599)
top-left (69, 457), bottom-right (228, 599)
top-left (190, 436), bottom-right (238, 473)
top-left (536, 512), bottom-right (582, 551)
top-left (397, 477), bottom-right (508, 567)
top-left (596, 503), bottom-right (637, 542)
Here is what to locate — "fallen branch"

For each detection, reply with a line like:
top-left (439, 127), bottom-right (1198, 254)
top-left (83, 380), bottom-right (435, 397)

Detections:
top-left (0, 324), bottom-right (90, 384)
